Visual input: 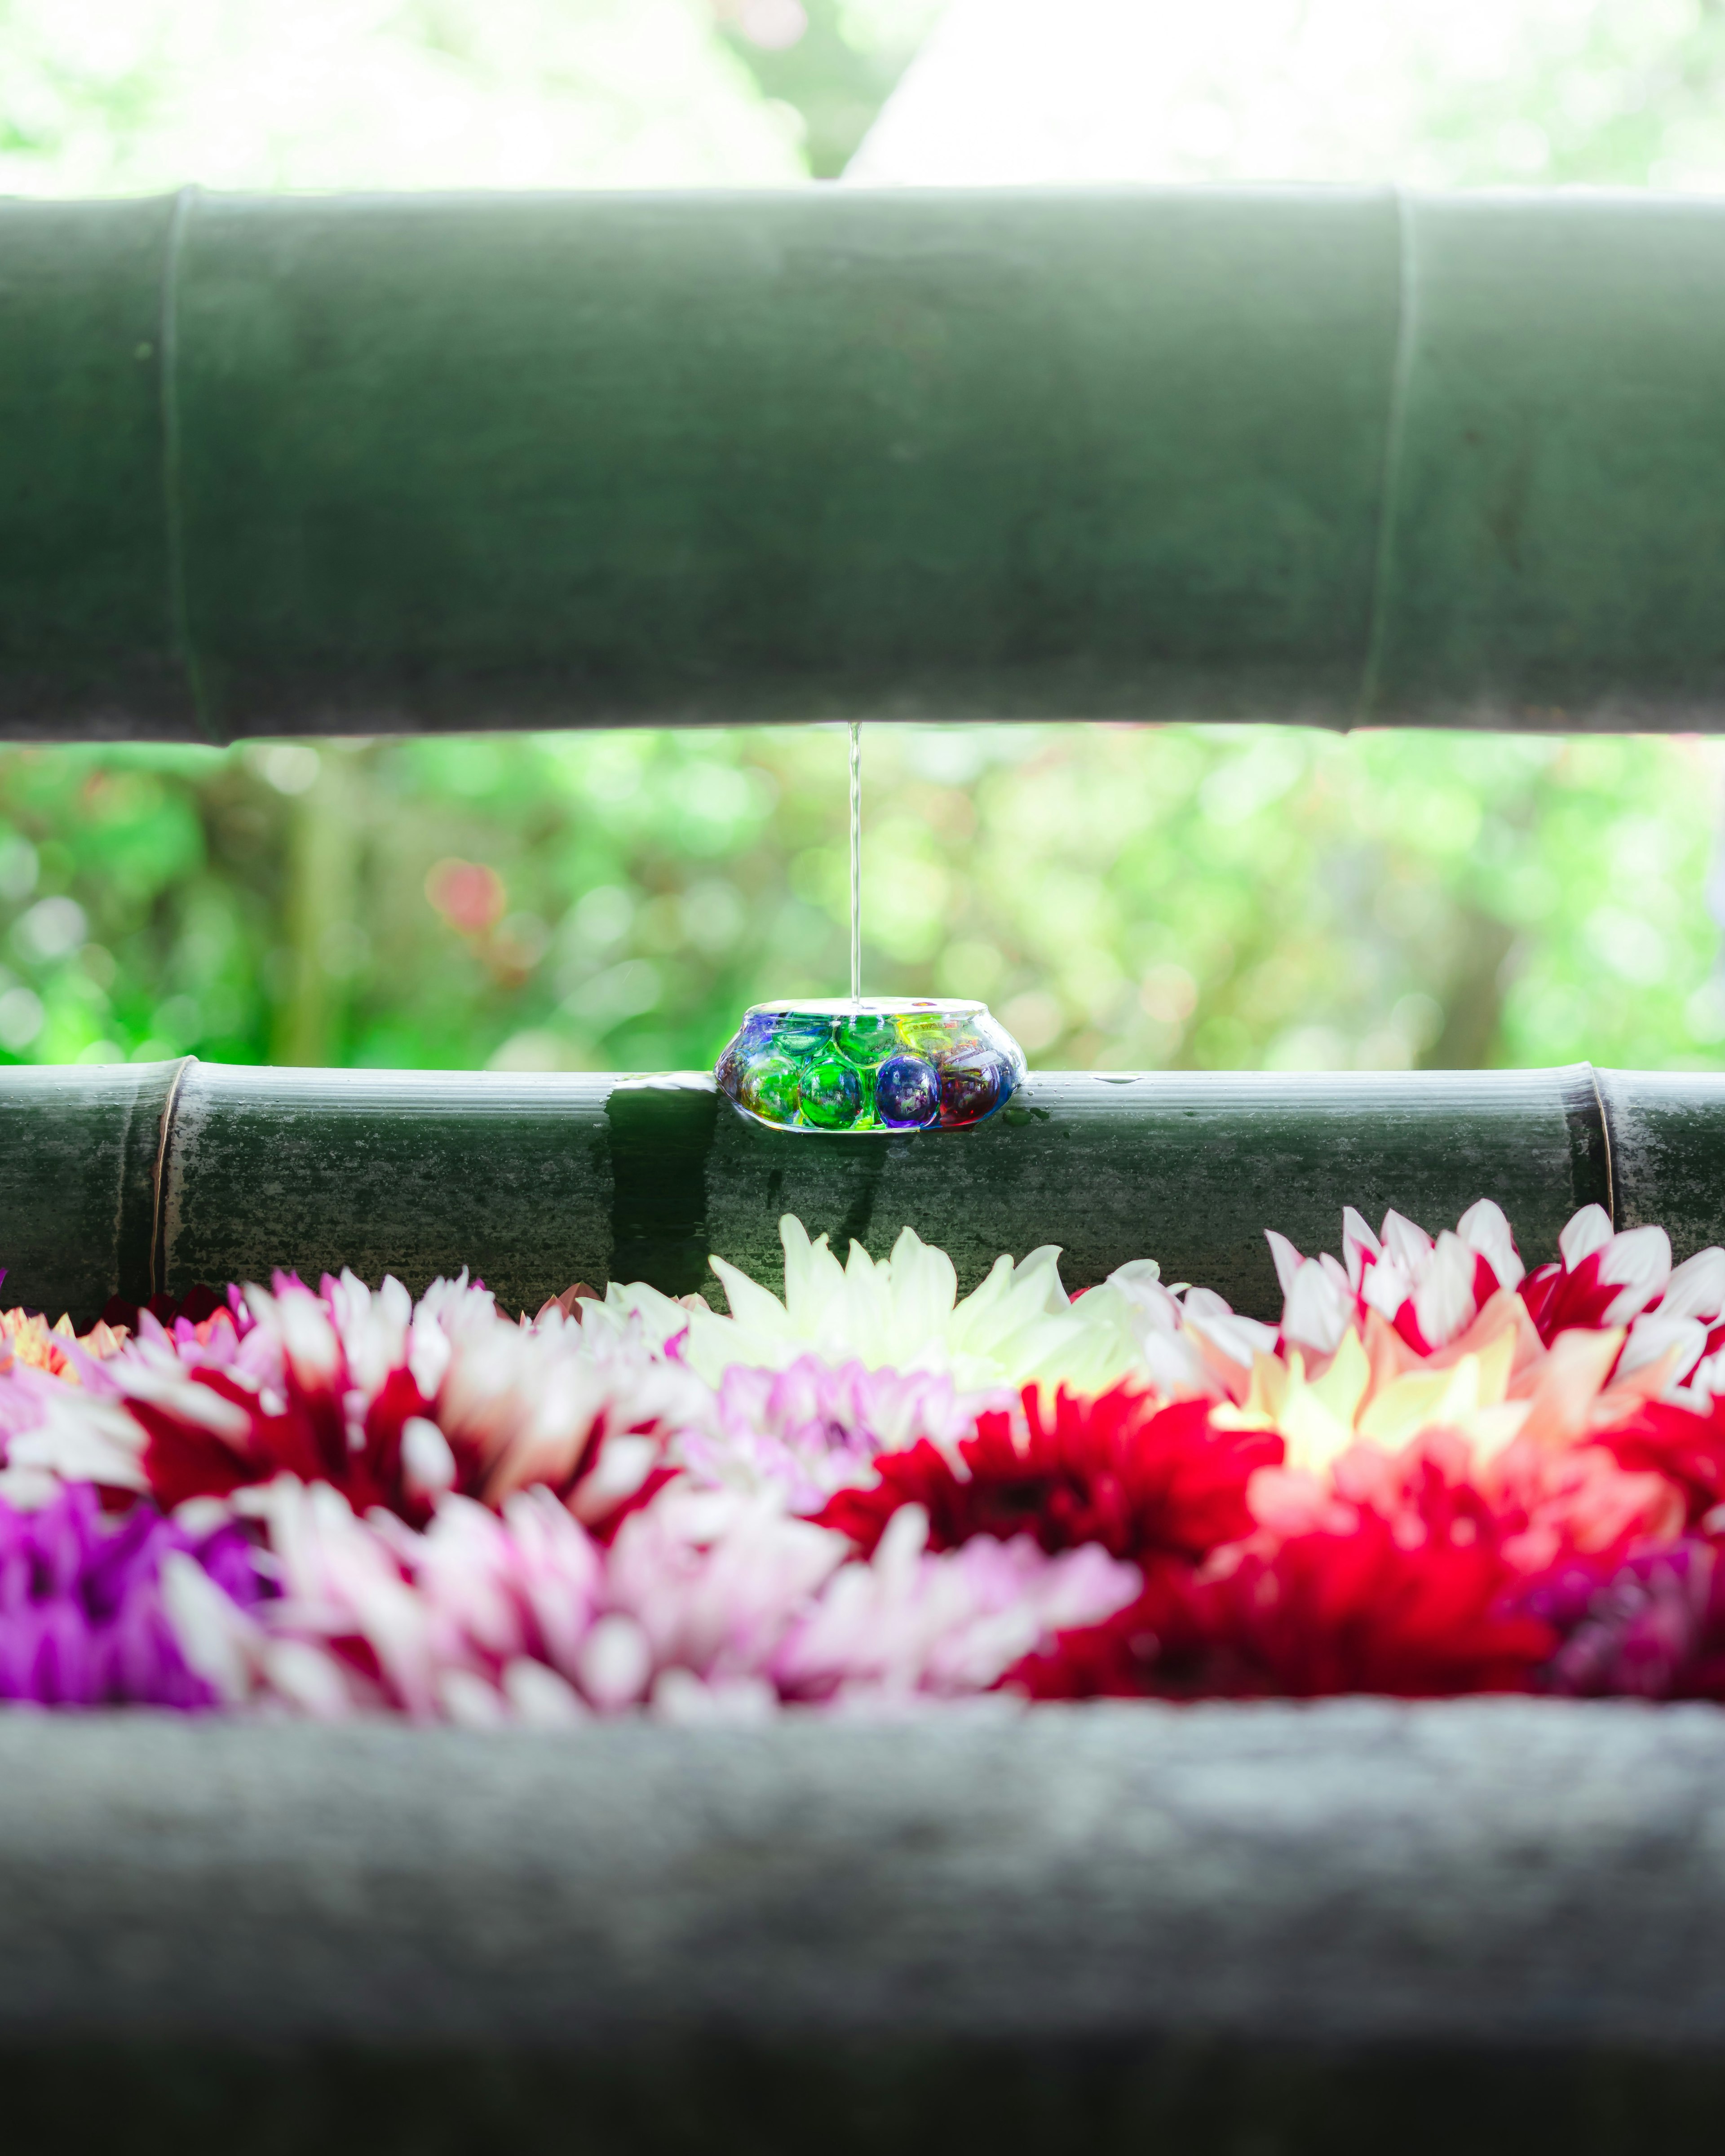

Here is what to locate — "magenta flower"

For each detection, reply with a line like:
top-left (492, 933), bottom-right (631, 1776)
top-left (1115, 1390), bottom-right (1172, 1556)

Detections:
top-left (0, 1483), bottom-right (261, 1710)
top-left (1540, 1540), bottom-right (1725, 1700)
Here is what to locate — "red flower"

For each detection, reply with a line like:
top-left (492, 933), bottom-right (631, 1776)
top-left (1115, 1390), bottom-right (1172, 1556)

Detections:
top-left (1519, 1216), bottom-right (1672, 1347)
top-left (130, 1355), bottom-right (449, 1525)
top-left (1212, 1517), bottom-right (1555, 1698)
top-left (816, 1386), bottom-right (1283, 1563)
top-left (1007, 1557), bottom-right (1222, 1698)
top-left (1013, 1445), bottom-right (1556, 1701)
top-left (1598, 1396), bottom-right (1725, 1529)
top-left (1520, 1251), bottom-right (1624, 1343)
top-left (98, 1285), bottom-right (227, 1336)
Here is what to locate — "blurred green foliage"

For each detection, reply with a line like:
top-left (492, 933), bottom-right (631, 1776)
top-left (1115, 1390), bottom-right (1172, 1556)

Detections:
top-left (715, 0), bottom-right (940, 174)
top-left (0, 725), bottom-right (1717, 1076)
top-left (1409, 0), bottom-right (1725, 187)
top-left (0, 0), bottom-right (937, 194)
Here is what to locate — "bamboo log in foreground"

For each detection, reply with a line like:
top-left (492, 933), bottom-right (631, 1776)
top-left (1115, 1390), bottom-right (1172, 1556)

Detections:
top-left (0, 1704), bottom-right (1720, 2154)
top-left (5, 190), bottom-right (1725, 738)
top-left (4, 1058), bottom-right (1716, 1328)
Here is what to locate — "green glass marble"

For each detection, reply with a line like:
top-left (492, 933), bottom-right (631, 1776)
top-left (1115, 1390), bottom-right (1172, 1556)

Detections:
top-left (835, 1011), bottom-right (897, 1068)
top-left (774, 1018), bottom-right (835, 1059)
top-left (895, 1012), bottom-right (951, 1060)
top-left (799, 1050), bottom-right (865, 1130)
top-left (739, 1052), bottom-right (801, 1125)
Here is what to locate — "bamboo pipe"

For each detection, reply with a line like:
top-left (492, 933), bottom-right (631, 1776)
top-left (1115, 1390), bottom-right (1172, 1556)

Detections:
top-left (5, 1059), bottom-right (1713, 1331)
top-left (4, 190), bottom-right (1725, 739)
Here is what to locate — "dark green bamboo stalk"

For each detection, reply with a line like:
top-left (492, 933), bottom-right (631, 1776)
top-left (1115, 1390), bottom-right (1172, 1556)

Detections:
top-left (7, 1057), bottom-right (1706, 1329)
top-left (4, 190), bottom-right (1725, 739)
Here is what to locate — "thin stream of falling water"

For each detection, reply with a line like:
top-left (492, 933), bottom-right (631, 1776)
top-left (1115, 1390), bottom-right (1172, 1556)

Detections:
top-left (849, 720), bottom-right (862, 1006)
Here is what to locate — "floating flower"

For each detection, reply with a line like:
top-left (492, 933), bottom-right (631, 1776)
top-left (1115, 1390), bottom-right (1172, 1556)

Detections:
top-left (1204, 1441), bottom-right (1560, 1698)
top-left (1522, 1209), bottom-right (1725, 1397)
top-left (1023, 1438), bottom-right (1555, 1702)
top-left (679, 1355), bottom-right (993, 1513)
top-left (0, 1305), bottom-right (128, 1383)
top-left (818, 1384), bottom-right (1279, 1564)
top-left (164, 1472), bottom-right (1133, 1723)
top-left (1521, 1207), bottom-right (1672, 1341)
top-left (632, 1215), bottom-right (1082, 1389)
top-left (1229, 1205), bottom-right (1703, 1533)
top-left (604, 1215), bottom-right (1208, 1398)
top-left (1538, 1538), bottom-right (1725, 1701)
top-left (11, 1192), bottom-right (1725, 1719)
top-left (15, 1270), bottom-right (711, 1533)
top-left (772, 1504), bottom-right (1141, 1707)
top-left (1269, 1198), bottom-right (1524, 1359)
top-left (1271, 1200), bottom-right (1725, 1401)
top-left (1592, 1388), bottom-right (1725, 1528)
top-left (96, 1284), bottom-right (229, 1338)
top-left (167, 1476), bottom-right (610, 1722)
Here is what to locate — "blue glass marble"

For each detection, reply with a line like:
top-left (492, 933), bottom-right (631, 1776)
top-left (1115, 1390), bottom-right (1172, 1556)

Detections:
top-left (874, 1052), bottom-right (941, 1129)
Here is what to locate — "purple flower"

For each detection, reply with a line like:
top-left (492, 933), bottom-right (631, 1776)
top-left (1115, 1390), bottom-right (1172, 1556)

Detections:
top-left (1543, 1540), bottom-right (1721, 1699)
top-left (0, 1484), bottom-right (262, 1710)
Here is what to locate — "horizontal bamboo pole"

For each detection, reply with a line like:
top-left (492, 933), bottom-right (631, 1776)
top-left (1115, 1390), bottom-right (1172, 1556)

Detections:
top-left (0, 1703), bottom-right (1718, 2131)
top-left (2, 1057), bottom-right (1697, 1328)
top-left (3, 190), bottom-right (1725, 738)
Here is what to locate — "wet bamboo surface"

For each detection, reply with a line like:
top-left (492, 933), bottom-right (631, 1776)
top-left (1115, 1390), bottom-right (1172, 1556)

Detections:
top-left (4, 1056), bottom-right (1710, 1328)
top-left (6, 190), bottom-right (1725, 738)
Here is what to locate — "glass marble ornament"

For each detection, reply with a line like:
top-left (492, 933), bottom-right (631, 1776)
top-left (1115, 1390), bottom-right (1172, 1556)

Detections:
top-left (715, 999), bottom-right (1026, 1135)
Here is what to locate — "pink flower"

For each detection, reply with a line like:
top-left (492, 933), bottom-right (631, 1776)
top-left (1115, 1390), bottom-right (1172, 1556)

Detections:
top-left (1271, 1199), bottom-right (1525, 1359)
top-left (772, 1503), bottom-right (1141, 1705)
top-left (167, 1476), bottom-right (606, 1723)
top-left (17, 1271), bottom-right (711, 1533)
top-left (599, 1486), bottom-right (848, 1704)
top-left (164, 1468), bottom-right (1138, 1723)
top-left (681, 1355), bottom-right (996, 1511)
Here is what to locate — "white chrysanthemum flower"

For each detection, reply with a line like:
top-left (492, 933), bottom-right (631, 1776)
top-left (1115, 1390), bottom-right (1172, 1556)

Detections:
top-left (602, 1215), bottom-right (1218, 1398)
